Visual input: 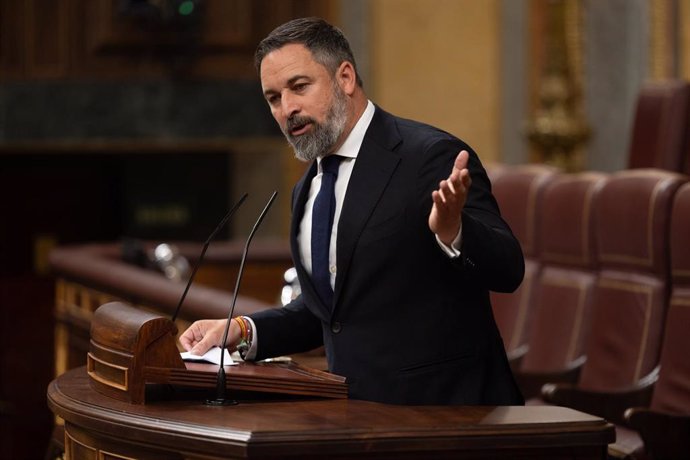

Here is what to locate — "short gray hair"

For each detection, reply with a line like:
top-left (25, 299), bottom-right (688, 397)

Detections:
top-left (254, 17), bottom-right (363, 87)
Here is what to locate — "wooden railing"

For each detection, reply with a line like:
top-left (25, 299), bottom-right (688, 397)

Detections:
top-left (49, 240), bottom-right (293, 378)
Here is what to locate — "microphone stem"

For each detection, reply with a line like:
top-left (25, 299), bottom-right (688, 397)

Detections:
top-left (219, 191), bottom-right (278, 364)
top-left (209, 191), bottom-right (278, 405)
top-left (171, 193), bottom-right (248, 323)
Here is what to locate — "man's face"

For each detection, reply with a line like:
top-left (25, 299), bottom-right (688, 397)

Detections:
top-left (260, 44), bottom-right (349, 162)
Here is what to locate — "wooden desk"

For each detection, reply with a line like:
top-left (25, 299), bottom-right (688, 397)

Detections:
top-left (48, 367), bottom-right (614, 459)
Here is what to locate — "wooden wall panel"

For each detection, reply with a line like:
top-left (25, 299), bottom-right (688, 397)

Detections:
top-left (85, 0), bottom-right (253, 52)
top-left (682, 0), bottom-right (690, 79)
top-left (0, 0), bottom-right (26, 78)
top-left (0, 0), bottom-right (338, 81)
top-left (25, 0), bottom-right (69, 78)
top-left (648, 0), bottom-right (678, 79)
top-left (370, 0), bottom-right (501, 163)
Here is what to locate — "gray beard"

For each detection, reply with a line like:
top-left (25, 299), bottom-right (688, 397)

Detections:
top-left (284, 87), bottom-right (349, 162)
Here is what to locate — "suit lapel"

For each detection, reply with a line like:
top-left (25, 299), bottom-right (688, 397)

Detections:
top-left (290, 161), bottom-right (333, 322)
top-left (334, 108), bottom-right (402, 310)
top-left (290, 108), bottom-right (403, 319)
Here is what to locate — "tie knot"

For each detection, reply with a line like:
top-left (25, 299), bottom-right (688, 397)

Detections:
top-left (321, 155), bottom-right (342, 176)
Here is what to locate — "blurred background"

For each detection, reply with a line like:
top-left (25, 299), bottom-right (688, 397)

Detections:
top-left (1, 0), bottom-right (689, 458)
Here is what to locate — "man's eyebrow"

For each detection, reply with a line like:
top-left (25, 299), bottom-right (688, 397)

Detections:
top-left (263, 75), bottom-right (311, 98)
top-left (287, 75), bottom-right (310, 86)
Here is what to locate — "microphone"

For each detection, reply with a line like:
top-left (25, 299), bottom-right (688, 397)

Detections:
top-left (171, 193), bottom-right (249, 323)
top-left (206, 190), bottom-right (278, 406)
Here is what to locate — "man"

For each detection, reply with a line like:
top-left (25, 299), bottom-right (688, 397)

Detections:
top-left (181, 17), bottom-right (524, 405)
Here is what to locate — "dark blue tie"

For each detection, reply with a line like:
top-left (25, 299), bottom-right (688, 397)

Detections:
top-left (311, 155), bottom-right (342, 307)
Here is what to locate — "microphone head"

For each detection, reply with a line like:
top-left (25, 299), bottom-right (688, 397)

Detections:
top-left (153, 243), bottom-right (191, 282)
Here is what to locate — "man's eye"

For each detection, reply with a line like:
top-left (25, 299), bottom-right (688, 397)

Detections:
top-left (294, 83), bottom-right (307, 92)
top-left (267, 95), bottom-right (280, 105)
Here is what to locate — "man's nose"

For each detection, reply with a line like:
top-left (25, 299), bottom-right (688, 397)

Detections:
top-left (281, 93), bottom-right (300, 118)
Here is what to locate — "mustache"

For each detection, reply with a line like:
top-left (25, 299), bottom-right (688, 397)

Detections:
top-left (285, 115), bottom-right (316, 134)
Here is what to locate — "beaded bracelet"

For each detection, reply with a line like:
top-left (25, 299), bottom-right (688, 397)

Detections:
top-left (242, 317), bottom-right (253, 343)
top-left (233, 316), bottom-right (252, 358)
top-left (233, 316), bottom-right (247, 341)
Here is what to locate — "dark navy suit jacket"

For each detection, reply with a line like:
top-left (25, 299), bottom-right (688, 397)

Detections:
top-left (250, 106), bottom-right (525, 405)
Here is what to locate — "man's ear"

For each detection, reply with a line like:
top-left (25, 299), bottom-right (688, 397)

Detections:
top-left (336, 61), bottom-right (357, 95)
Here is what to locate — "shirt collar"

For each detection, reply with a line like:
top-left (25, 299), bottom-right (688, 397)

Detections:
top-left (318, 100), bottom-right (375, 169)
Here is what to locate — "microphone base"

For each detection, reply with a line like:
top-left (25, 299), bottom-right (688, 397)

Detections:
top-left (204, 398), bottom-right (239, 406)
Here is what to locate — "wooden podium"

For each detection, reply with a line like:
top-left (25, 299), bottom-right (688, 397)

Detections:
top-left (86, 302), bottom-right (347, 404)
top-left (49, 367), bottom-right (615, 459)
top-left (47, 302), bottom-right (615, 459)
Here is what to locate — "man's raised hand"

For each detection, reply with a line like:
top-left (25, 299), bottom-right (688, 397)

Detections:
top-left (429, 150), bottom-right (472, 246)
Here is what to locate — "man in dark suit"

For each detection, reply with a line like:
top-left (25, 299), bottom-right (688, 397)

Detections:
top-left (181, 17), bottom-right (524, 405)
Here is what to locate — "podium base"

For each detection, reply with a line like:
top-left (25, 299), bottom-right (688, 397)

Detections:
top-left (205, 398), bottom-right (239, 406)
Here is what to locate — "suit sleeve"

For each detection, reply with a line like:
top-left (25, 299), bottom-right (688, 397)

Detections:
top-left (419, 138), bottom-right (524, 293)
top-left (248, 294), bottom-right (324, 361)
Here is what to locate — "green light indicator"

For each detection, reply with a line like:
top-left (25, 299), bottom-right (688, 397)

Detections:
top-left (178, 1), bottom-right (195, 16)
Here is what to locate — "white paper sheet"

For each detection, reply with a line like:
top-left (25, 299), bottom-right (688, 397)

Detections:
top-left (180, 346), bottom-right (236, 366)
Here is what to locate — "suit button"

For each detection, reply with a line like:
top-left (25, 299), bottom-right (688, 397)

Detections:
top-left (331, 322), bottom-right (342, 334)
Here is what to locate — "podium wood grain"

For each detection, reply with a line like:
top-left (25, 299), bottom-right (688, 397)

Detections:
top-left (48, 367), bottom-right (614, 459)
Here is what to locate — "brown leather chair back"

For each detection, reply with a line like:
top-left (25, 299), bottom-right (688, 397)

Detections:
top-left (491, 165), bottom-right (559, 258)
top-left (489, 165), bottom-right (559, 362)
top-left (520, 172), bottom-right (607, 373)
top-left (650, 182), bottom-right (690, 413)
top-left (578, 170), bottom-right (686, 392)
top-left (484, 162), bottom-right (508, 184)
top-left (628, 80), bottom-right (690, 172)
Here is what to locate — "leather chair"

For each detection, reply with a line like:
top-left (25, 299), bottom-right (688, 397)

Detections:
top-left (540, 170), bottom-right (686, 426)
top-left (489, 164), bottom-right (559, 367)
top-left (514, 172), bottom-right (607, 399)
top-left (609, 182), bottom-right (690, 460)
top-left (628, 80), bottom-right (690, 172)
top-left (484, 162), bottom-right (508, 183)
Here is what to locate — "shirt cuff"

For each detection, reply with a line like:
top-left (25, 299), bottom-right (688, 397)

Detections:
top-left (435, 226), bottom-right (462, 258)
top-left (239, 316), bottom-right (258, 361)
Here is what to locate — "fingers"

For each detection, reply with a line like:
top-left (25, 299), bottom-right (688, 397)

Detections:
top-left (179, 323), bottom-right (199, 352)
top-left (431, 189), bottom-right (444, 207)
top-left (459, 167), bottom-right (472, 192)
top-left (428, 150), bottom-right (472, 245)
top-left (453, 151), bottom-right (471, 189)
top-left (189, 334), bottom-right (215, 356)
top-left (179, 320), bottom-right (225, 356)
top-left (435, 150), bottom-right (471, 202)
top-left (454, 150), bottom-right (469, 172)
top-left (435, 171), bottom-right (471, 206)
